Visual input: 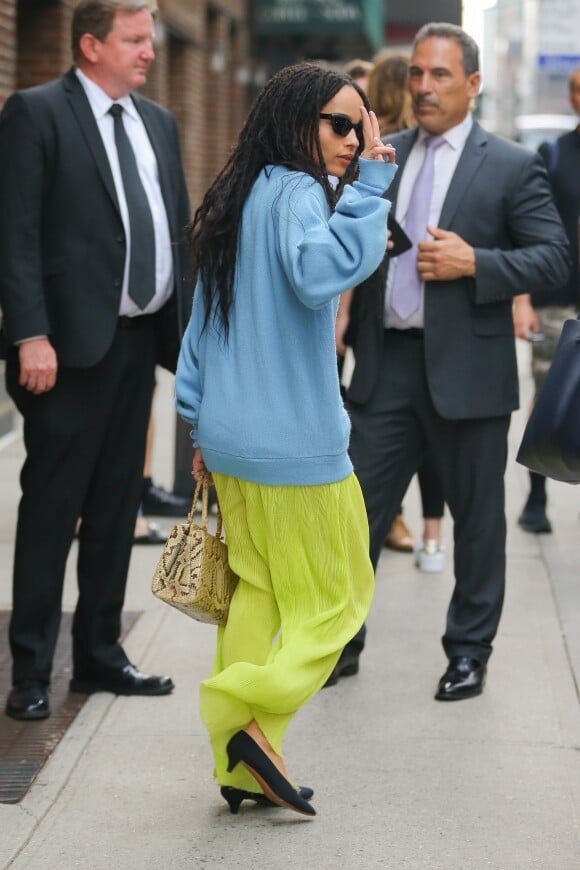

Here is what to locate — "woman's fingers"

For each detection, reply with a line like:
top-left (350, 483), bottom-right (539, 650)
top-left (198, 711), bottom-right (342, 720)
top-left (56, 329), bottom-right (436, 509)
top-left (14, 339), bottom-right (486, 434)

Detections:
top-left (359, 105), bottom-right (374, 151)
top-left (368, 109), bottom-right (381, 140)
top-left (359, 106), bottom-right (396, 162)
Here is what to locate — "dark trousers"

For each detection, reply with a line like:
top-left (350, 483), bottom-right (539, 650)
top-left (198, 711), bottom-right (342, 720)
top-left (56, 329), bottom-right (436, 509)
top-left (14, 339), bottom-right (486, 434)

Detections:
top-left (6, 318), bottom-right (156, 683)
top-left (347, 329), bottom-right (510, 664)
top-left (417, 456), bottom-right (445, 518)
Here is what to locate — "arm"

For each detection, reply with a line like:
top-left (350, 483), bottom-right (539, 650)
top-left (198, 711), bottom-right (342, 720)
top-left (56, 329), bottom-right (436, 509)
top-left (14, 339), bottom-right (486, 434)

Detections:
top-left (417, 150), bottom-right (570, 303)
top-left (277, 158), bottom-right (397, 309)
top-left (513, 294), bottom-right (540, 339)
top-left (0, 93), bottom-right (58, 392)
top-left (470, 152), bottom-right (570, 304)
top-left (0, 93), bottom-right (53, 342)
top-left (175, 285), bottom-right (204, 443)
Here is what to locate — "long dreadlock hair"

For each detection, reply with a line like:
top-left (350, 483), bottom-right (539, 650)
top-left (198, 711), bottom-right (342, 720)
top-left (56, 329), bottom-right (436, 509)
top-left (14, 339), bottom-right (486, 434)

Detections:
top-left (187, 62), bottom-right (370, 339)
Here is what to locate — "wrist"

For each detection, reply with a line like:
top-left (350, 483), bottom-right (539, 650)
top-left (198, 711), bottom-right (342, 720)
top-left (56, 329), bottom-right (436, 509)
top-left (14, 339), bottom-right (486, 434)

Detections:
top-left (469, 248), bottom-right (477, 278)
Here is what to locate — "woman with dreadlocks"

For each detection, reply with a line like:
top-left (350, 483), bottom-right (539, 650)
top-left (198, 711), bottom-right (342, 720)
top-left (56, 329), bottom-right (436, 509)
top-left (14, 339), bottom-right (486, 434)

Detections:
top-left (175, 62), bottom-right (396, 818)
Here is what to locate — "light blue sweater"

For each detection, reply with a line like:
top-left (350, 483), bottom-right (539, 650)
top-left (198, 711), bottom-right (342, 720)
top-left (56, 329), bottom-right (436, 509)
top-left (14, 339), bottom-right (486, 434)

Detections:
top-left (175, 158), bottom-right (396, 486)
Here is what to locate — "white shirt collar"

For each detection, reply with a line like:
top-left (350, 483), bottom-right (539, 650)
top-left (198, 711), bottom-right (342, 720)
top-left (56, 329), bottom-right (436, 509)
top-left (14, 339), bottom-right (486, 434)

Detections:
top-left (417, 112), bottom-right (474, 150)
top-left (75, 68), bottom-right (138, 121)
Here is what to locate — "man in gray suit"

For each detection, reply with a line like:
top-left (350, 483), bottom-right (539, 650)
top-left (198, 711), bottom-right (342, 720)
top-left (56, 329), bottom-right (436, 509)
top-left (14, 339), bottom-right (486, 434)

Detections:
top-left (337, 23), bottom-right (570, 700)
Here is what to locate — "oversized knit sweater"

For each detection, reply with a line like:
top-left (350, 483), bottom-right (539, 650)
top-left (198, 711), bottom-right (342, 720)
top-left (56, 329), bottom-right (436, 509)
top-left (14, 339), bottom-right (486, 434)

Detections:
top-left (175, 157), bottom-right (396, 485)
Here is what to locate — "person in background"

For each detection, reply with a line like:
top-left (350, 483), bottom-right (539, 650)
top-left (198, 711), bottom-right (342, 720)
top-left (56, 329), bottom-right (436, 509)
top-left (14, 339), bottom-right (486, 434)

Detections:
top-left (134, 387), bottom-right (191, 544)
top-left (344, 58), bottom-right (374, 93)
top-left (367, 50), bottom-right (416, 136)
top-left (175, 62), bottom-right (396, 817)
top-left (336, 50), bottom-right (447, 576)
top-left (0, 0), bottom-right (190, 720)
top-left (513, 67), bottom-right (580, 534)
top-left (337, 22), bottom-right (570, 702)
top-left (140, 388), bottom-right (191, 519)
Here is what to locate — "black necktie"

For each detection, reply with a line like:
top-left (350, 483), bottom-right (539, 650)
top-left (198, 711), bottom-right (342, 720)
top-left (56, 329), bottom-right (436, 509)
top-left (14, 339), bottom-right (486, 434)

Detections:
top-left (109, 103), bottom-right (155, 310)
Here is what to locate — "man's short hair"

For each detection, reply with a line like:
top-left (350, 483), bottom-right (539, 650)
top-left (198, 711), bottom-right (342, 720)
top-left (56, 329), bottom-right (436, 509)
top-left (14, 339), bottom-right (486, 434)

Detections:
top-left (413, 22), bottom-right (480, 76)
top-left (569, 68), bottom-right (580, 92)
top-left (72, 0), bottom-right (157, 63)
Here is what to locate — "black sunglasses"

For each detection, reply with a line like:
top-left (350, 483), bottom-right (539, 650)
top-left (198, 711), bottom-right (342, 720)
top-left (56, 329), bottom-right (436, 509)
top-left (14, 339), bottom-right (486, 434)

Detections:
top-left (319, 113), bottom-right (364, 141)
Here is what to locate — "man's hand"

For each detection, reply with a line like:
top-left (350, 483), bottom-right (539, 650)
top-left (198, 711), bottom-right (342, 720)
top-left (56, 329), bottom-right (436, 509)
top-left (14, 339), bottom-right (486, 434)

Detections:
top-left (417, 225), bottom-right (476, 282)
top-left (18, 338), bottom-right (58, 394)
top-left (513, 294), bottom-right (540, 339)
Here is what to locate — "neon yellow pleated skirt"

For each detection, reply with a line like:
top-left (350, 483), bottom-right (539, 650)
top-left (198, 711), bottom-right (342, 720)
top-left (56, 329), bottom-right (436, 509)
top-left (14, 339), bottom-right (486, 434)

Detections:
top-left (201, 472), bottom-right (375, 791)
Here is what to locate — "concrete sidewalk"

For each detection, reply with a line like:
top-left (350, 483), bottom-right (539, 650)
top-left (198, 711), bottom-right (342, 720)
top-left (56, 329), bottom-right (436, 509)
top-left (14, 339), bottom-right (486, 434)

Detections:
top-left (0, 354), bottom-right (579, 869)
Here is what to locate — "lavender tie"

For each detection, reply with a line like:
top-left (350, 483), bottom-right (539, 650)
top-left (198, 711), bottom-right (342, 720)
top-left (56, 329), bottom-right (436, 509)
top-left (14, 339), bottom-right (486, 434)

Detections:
top-left (391, 135), bottom-right (445, 320)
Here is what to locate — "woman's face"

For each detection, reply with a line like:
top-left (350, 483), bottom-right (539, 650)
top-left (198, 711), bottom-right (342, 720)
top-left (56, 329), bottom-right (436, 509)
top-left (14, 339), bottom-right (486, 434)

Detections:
top-left (317, 85), bottom-right (364, 177)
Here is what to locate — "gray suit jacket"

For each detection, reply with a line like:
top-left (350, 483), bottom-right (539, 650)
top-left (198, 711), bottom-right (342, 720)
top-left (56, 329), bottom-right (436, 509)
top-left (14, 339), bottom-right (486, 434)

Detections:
top-left (346, 121), bottom-right (571, 419)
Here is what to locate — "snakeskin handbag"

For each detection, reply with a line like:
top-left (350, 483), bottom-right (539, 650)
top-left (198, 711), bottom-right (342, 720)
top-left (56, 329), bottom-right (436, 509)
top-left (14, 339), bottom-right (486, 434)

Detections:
top-left (151, 473), bottom-right (238, 625)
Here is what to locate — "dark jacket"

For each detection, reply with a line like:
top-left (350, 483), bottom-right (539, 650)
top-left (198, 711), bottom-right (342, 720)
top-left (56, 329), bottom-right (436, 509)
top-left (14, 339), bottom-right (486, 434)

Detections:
top-left (532, 127), bottom-right (580, 308)
top-left (346, 121), bottom-right (571, 418)
top-left (0, 68), bottom-right (192, 371)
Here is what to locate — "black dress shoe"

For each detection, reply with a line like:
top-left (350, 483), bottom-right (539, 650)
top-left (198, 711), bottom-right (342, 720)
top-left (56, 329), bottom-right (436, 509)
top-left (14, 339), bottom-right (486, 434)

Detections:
top-left (69, 664), bottom-right (174, 696)
top-left (133, 521), bottom-right (168, 545)
top-left (142, 481), bottom-right (190, 517)
top-left (322, 647), bottom-right (360, 688)
top-left (6, 681), bottom-right (51, 720)
top-left (435, 656), bottom-right (486, 701)
top-left (518, 503), bottom-right (552, 534)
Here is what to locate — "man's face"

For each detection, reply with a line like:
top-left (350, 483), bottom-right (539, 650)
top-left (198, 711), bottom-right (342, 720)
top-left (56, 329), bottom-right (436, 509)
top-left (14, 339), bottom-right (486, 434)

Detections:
top-left (408, 37), bottom-right (481, 135)
top-left (569, 70), bottom-right (580, 117)
top-left (89, 9), bottom-right (155, 98)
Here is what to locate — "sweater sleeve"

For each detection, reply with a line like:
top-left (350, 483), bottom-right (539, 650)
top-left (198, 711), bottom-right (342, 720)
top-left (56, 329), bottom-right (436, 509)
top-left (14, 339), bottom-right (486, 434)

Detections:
top-left (277, 159), bottom-right (397, 309)
top-left (175, 283), bottom-right (204, 444)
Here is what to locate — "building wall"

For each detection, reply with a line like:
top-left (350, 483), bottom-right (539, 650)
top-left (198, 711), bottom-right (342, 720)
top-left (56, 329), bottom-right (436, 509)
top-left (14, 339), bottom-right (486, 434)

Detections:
top-left (0, 0), bottom-right (250, 437)
top-left (481, 0), bottom-right (580, 140)
top-left (0, 0), bottom-right (16, 103)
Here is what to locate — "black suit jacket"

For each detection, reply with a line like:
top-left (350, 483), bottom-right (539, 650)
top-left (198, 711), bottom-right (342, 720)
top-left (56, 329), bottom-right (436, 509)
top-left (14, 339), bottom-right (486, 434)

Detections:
top-left (346, 122), bottom-right (571, 419)
top-left (533, 128), bottom-right (580, 308)
top-left (0, 68), bottom-right (191, 371)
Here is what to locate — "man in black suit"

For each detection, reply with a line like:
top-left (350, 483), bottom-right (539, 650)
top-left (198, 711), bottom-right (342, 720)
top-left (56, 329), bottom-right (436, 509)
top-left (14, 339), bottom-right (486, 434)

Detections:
top-left (334, 23), bottom-right (570, 700)
top-left (0, 0), bottom-right (191, 719)
top-left (514, 66), bottom-right (580, 533)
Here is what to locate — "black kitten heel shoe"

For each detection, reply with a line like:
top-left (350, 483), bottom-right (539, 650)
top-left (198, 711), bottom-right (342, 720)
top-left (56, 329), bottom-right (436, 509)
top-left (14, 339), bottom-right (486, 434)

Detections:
top-left (220, 784), bottom-right (314, 814)
top-left (226, 730), bottom-right (316, 816)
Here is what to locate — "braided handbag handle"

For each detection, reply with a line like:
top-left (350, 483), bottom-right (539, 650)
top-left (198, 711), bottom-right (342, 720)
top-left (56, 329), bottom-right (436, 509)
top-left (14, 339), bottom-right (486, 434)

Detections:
top-left (188, 472), bottom-right (224, 539)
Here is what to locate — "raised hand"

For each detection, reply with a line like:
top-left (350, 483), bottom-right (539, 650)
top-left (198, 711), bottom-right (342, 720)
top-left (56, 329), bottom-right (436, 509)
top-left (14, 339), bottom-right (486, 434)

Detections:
top-left (359, 107), bottom-right (396, 163)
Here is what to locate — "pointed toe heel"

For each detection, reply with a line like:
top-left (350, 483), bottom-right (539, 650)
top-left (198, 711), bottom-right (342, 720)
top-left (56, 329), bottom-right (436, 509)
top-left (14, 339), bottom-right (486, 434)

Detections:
top-left (220, 784), bottom-right (314, 814)
top-left (226, 730), bottom-right (316, 817)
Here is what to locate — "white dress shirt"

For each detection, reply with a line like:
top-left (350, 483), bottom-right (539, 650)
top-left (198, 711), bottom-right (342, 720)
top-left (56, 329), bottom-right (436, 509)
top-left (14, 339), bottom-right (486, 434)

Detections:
top-left (76, 68), bottom-right (173, 316)
top-left (385, 113), bottom-right (474, 329)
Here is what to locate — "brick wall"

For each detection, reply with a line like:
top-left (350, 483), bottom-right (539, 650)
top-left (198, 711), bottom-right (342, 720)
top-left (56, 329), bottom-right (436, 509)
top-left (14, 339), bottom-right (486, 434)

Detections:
top-left (0, 0), bottom-right (251, 202)
top-left (0, 0), bottom-right (15, 104)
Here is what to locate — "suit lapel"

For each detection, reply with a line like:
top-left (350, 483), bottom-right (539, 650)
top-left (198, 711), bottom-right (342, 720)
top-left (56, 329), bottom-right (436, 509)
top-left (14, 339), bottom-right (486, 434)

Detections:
top-left (438, 122), bottom-right (488, 228)
top-left (62, 68), bottom-right (120, 213)
top-left (386, 127), bottom-right (419, 205)
top-left (132, 95), bottom-right (177, 237)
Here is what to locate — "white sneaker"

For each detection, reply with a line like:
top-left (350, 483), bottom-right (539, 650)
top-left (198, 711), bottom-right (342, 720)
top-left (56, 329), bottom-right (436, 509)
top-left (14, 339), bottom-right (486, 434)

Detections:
top-left (415, 539), bottom-right (445, 573)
